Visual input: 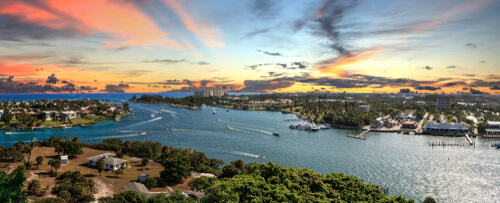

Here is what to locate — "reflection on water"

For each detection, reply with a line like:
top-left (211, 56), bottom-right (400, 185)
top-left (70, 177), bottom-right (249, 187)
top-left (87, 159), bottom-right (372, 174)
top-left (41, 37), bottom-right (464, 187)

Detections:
top-left (1, 102), bottom-right (499, 202)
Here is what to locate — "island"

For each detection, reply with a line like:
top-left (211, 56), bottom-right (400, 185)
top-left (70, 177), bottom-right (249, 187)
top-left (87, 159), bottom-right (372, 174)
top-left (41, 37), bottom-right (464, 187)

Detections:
top-left (0, 99), bottom-right (129, 130)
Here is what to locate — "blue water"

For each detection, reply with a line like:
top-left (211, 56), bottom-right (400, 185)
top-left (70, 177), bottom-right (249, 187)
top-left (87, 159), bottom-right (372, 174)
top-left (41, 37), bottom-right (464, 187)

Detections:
top-left (1, 94), bottom-right (499, 202)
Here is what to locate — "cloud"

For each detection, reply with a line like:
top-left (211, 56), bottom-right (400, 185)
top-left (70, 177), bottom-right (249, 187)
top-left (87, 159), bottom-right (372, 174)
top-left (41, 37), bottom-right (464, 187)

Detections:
top-left (465, 43), bottom-right (477, 48)
top-left (45, 73), bottom-right (59, 84)
top-left (442, 82), bottom-right (457, 87)
top-left (447, 65), bottom-right (458, 68)
top-left (480, 61), bottom-right (486, 64)
top-left (239, 79), bottom-right (295, 92)
top-left (163, 0), bottom-right (223, 47)
top-left (0, 75), bottom-right (92, 93)
top-left (414, 86), bottom-right (441, 91)
top-left (423, 65), bottom-right (432, 70)
top-left (257, 50), bottom-right (283, 56)
top-left (490, 86), bottom-right (500, 90)
top-left (243, 27), bottom-right (273, 38)
top-left (80, 86), bottom-right (97, 91)
top-left (470, 88), bottom-right (488, 94)
top-left (245, 61), bottom-right (309, 71)
top-left (145, 59), bottom-right (186, 64)
top-left (196, 61), bottom-right (210, 66)
top-left (102, 82), bottom-right (130, 93)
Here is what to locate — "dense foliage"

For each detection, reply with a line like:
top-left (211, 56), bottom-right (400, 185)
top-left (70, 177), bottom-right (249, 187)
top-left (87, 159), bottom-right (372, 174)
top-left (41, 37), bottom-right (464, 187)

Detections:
top-left (161, 154), bottom-right (194, 184)
top-left (54, 171), bottom-right (95, 202)
top-left (203, 161), bottom-right (414, 202)
top-left (0, 167), bottom-right (28, 202)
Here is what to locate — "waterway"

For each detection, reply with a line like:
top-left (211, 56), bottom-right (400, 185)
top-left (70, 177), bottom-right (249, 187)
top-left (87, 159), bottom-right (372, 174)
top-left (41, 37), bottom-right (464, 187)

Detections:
top-left (1, 93), bottom-right (499, 202)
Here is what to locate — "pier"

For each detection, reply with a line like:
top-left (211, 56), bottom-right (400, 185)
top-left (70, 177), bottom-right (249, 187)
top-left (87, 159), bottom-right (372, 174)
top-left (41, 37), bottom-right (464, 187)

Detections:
top-left (347, 129), bottom-right (370, 140)
top-left (465, 134), bottom-right (473, 145)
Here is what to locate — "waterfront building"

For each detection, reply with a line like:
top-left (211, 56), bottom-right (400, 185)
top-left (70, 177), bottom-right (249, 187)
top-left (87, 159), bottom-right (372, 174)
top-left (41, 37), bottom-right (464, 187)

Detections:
top-left (424, 121), bottom-right (469, 134)
top-left (485, 121), bottom-right (500, 137)
top-left (61, 110), bottom-right (78, 119)
top-left (401, 121), bottom-right (417, 129)
top-left (87, 153), bottom-right (127, 171)
top-left (370, 119), bottom-right (383, 128)
top-left (194, 88), bottom-right (225, 97)
top-left (358, 105), bottom-right (371, 113)
top-left (436, 97), bottom-right (451, 109)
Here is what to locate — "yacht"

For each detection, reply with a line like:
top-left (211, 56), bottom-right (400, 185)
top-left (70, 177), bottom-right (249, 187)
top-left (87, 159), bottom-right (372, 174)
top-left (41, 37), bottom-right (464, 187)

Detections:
top-left (151, 114), bottom-right (155, 118)
top-left (226, 125), bottom-right (233, 130)
top-left (139, 132), bottom-right (146, 136)
top-left (273, 132), bottom-right (280, 136)
top-left (258, 155), bottom-right (265, 159)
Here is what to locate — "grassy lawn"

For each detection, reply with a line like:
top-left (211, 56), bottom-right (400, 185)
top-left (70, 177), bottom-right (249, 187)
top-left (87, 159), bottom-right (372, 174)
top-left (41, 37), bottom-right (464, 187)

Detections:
top-left (42, 120), bottom-right (63, 127)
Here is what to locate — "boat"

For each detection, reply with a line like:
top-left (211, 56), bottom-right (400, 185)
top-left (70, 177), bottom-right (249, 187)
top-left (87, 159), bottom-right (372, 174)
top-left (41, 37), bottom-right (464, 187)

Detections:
top-left (494, 143), bottom-right (500, 148)
top-left (276, 125), bottom-right (279, 129)
top-left (289, 124), bottom-right (297, 129)
top-left (139, 132), bottom-right (146, 136)
top-left (258, 155), bottom-right (265, 159)
top-left (5, 132), bottom-right (12, 135)
top-left (115, 118), bottom-right (120, 122)
top-left (226, 125), bottom-right (233, 130)
top-left (151, 114), bottom-right (155, 118)
top-left (216, 118), bottom-right (220, 121)
top-left (117, 130), bottom-right (122, 133)
top-left (213, 108), bottom-right (216, 114)
top-left (273, 132), bottom-right (280, 136)
top-left (226, 110), bottom-right (229, 112)
top-left (167, 128), bottom-right (174, 131)
top-left (62, 125), bottom-right (72, 129)
top-left (80, 124), bottom-right (91, 128)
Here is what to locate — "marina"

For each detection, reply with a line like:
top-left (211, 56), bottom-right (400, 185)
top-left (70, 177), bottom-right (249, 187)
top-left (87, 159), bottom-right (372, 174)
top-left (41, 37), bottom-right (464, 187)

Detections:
top-left (0, 97), bottom-right (499, 202)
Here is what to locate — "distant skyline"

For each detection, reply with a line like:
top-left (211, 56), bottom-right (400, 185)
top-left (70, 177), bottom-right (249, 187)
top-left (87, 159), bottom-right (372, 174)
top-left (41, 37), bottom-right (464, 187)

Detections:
top-left (0, 0), bottom-right (499, 94)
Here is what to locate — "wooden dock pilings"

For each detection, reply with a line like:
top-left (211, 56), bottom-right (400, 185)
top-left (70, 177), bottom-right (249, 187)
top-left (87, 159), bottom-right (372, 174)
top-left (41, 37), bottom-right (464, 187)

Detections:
top-left (465, 134), bottom-right (473, 145)
top-left (428, 141), bottom-right (471, 147)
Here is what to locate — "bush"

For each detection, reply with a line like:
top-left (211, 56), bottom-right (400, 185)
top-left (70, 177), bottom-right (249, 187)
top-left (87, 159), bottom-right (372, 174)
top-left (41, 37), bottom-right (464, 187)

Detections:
top-left (34, 197), bottom-right (65, 203)
top-left (38, 190), bottom-right (47, 197)
top-left (48, 171), bottom-right (58, 177)
top-left (143, 177), bottom-right (158, 189)
top-left (423, 196), bottom-right (437, 203)
top-left (142, 158), bottom-right (149, 166)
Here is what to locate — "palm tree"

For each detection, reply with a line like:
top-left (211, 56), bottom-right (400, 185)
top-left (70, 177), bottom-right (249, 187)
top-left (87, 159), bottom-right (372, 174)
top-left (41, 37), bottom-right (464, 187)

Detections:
top-left (124, 140), bottom-right (131, 154)
top-left (48, 160), bottom-right (54, 172)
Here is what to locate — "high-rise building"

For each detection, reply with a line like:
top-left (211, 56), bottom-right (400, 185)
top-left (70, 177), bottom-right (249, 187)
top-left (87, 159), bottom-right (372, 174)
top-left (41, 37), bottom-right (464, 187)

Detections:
top-left (194, 88), bottom-right (225, 97)
top-left (436, 97), bottom-right (451, 109)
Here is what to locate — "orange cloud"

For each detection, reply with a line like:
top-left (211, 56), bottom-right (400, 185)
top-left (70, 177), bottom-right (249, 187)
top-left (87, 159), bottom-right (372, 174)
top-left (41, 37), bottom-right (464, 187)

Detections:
top-left (316, 48), bottom-right (381, 77)
top-left (163, 0), bottom-right (224, 47)
top-left (0, 0), bottom-right (183, 49)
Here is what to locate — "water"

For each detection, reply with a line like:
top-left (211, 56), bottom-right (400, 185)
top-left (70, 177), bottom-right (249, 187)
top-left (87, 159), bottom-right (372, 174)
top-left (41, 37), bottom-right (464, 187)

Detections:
top-left (1, 94), bottom-right (499, 202)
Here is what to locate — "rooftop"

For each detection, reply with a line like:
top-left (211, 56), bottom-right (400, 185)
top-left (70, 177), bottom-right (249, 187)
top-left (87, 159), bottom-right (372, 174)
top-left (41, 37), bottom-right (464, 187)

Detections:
top-left (124, 182), bottom-right (151, 198)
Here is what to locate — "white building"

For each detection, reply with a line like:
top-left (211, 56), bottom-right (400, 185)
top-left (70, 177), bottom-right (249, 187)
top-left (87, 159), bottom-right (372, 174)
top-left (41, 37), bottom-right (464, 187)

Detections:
top-left (424, 121), bottom-right (469, 134)
top-left (194, 89), bottom-right (225, 97)
top-left (87, 153), bottom-right (127, 171)
top-left (358, 105), bottom-right (371, 113)
top-left (61, 111), bottom-right (78, 119)
top-left (60, 155), bottom-right (68, 164)
top-left (485, 121), bottom-right (500, 137)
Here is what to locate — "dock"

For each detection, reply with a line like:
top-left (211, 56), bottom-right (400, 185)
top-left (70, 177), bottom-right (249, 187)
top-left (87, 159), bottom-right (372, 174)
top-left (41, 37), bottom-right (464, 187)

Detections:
top-left (428, 141), bottom-right (471, 147)
top-left (347, 129), bottom-right (370, 140)
top-left (465, 134), bottom-right (473, 145)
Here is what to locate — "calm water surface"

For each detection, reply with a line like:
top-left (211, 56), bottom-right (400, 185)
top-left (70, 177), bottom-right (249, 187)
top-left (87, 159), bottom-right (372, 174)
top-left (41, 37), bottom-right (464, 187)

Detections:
top-left (1, 93), bottom-right (499, 202)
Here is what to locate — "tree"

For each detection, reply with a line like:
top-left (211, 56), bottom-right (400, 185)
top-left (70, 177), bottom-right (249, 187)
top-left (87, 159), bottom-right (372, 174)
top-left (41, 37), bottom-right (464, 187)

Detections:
top-left (96, 159), bottom-right (106, 176)
top-left (0, 167), bottom-right (28, 202)
top-left (58, 190), bottom-right (71, 202)
top-left (188, 176), bottom-right (218, 192)
top-left (48, 160), bottom-right (55, 172)
top-left (14, 141), bottom-right (25, 152)
top-left (25, 161), bottom-right (33, 170)
top-left (113, 191), bottom-right (147, 203)
top-left (28, 179), bottom-right (41, 195)
top-left (54, 145), bottom-right (63, 155)
top-left (113, 168), bottom-right (124, 178)
top-left (423, 196), bottom-right (437, 203)
top-left (2, 109), bottom-right (13, 125)
top-left (53, 160), bottom-right (61, 172)
top-left (160, 154), bottom-right (193, 184)
top-left (36, 156), bottom-right (44, 165)
top-left (124, 140), bottom-right (131, 154)
top-left (61, 141), bottom-right (83, 157)
top-left (142, 158), bottom-right (149, 166)
top-left (143, 177), bottom-right (158, 189)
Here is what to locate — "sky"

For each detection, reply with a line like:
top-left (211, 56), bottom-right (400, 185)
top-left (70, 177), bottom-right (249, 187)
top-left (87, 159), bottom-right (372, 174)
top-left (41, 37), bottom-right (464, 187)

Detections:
top-left (0, 0), bottom-right (499, 94)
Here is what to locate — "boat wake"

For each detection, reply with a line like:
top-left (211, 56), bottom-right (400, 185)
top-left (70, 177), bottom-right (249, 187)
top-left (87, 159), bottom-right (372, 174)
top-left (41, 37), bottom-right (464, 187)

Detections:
top-left (123, 117), bottom-right (162, 129)
top-left (231, 151), bottom-right (264, 159)
top-left (88, 134), bottom-right (140, 140)
top-left (168, 128), bottom-right (199, 132)
top-left (217, 119), bottom-right (272, 135)
top-left (237, 127), bottom-right (273, 135)
top-left (5, 132), bottom-right (33, 135)
top-left (118, 130), bottom-right (140, 133)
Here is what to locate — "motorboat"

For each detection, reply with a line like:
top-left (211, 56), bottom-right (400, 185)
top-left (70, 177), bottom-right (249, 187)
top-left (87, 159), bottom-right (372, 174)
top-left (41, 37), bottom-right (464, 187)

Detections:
top-left (273, 132), bottom-right (280, 136)
top-left (167, 128), bottom-right (174, 131)
top-left (139, 132), bottom-right (146, 136)
top-left (226, 125), bottom-right (233, 130)
top-left (62, 125), bottom-right (72, 129)
top-left (276, 125), bottom-right (279, 129)
top-left (115, 118), bottom-right (120, 122)
top-left (117, 130), bottom-right (122, 133)
top-left (226, 110), bottom-right (230, 112)
top-left (5, 132), bottom-right (12, 135)
top-left (494, 143), bottom-right (500, 148)
top-left (258, 155), bottom-right (265, 159)
top-left (213, 108), bottom-right (216, 114)
top-left (151, 114), bottom-right (155, 118)
top-left (216, 118), bottom-right (221, 121)
top-left (289, 124), bottom-right (297, 129)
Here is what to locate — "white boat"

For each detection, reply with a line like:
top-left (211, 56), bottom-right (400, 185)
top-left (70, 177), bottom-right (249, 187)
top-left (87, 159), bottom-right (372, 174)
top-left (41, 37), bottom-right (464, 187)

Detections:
top-left (139, 132), bottom-right (146, 136)
top-left (273, 132), bottom-right (280, 136)
top-left (115, 118), bottom-right (120, 122)
top-left (151, 114), bottom-right (155, 118)
top-left (213, 108), bottom-right (216, 114)
top-left (167, 128), bottom-right (174, 131)
top-left (62, 125), bottom-right (72, 129)
top-left (5, 132), bottom-right (12, 135)
top-left (226, 125), bottom-right (233, 130)
top-left (276, 125), bottom-right (279, 129)
top-left (258, 155), bottom-right (265, 159)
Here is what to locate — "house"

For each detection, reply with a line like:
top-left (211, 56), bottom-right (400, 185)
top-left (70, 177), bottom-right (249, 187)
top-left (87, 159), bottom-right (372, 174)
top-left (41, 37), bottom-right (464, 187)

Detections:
top-left (401, 121), bottom-right (417, 129)
top-left (384, 119), bottom-right (398, 128)
top-left (87, 153), bottom-right (127, 171)
top-left (124, 182), bottom-right (152, 198)
top-left (138, 173), bottom-right (150, 182)
top-left (485, 121), bottom-right (500, 137)
top-left (61, 111), bottom-right (78, 119)
top-left (436, 97), bottom-right (451, 109)
top-left (79, 109), bottom-right (92, 117)
top-left (60, 155), bottom-right (68, 164)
